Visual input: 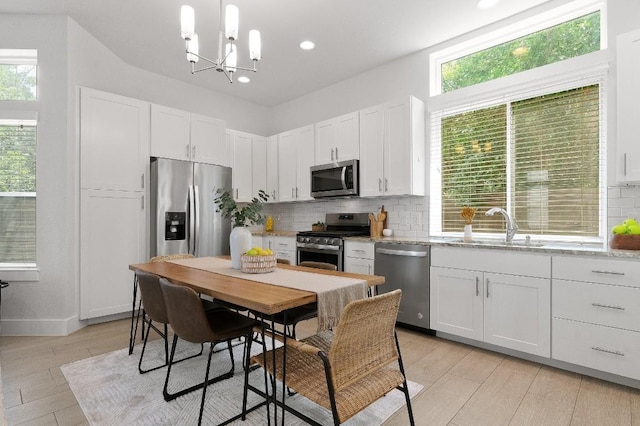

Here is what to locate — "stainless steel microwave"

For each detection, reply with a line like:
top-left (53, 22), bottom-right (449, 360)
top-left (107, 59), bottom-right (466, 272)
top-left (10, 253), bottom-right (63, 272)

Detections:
top-left (310, 159), bottom-right (359, 198)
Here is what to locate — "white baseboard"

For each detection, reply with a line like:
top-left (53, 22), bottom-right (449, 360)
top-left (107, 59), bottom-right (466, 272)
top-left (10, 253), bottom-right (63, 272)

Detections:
top-left (0, 315), bottom-right (85, 336)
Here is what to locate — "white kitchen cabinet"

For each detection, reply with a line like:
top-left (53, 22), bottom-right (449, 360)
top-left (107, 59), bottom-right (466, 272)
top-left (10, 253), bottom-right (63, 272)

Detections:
top-left (552, 256), bottom-right (640, 380)
top-left (430, 247), bottom-right (551, 357)
top-left (264, 235), bottom-right (296, 265)
top-left (190, 113), bottom-right (227, 166)
top-left (266, 136), bottom-right (279, 202)
top-left (230, 130), bottom-right (253, 202)
top-left (344, 240), bottom-right (374, 275)
top-left (79, 87), bottom-right (149, 320)
top-left (251, 235), bottom-right (263, 249)
top-left (80, 88), bottom-right (149, 192)
top-left (359, 96), bottom-right (425, 197)
top-left (617, 29), bottom-right (640, 183)
top-left (277, 125), bottom-right (315, 202)
top-left (315, 111), bottom-right (359, 165)
top-left (251, 135), bottom-right (268, 199)
top-left (151, 104), bottom-right (227, 166)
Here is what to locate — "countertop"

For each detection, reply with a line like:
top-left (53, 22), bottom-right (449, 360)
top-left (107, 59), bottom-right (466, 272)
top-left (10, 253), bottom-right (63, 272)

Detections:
top-left (251, 230), bottom-right (298, 237)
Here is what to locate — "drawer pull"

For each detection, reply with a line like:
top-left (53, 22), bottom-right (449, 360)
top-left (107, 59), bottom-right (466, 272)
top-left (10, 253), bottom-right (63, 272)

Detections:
top-left (591, 346), bottom-right (625, 357)
top-left (591, 302), bottom-right (625, 311)
top-left (353, 249), bottom-right (366, 253)
top-left (591, 270), bottom-right (625, 276)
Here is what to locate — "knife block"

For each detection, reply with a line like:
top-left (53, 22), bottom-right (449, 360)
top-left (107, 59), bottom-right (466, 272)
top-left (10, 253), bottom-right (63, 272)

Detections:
top-left (370, 220), bottom-right (383, 238)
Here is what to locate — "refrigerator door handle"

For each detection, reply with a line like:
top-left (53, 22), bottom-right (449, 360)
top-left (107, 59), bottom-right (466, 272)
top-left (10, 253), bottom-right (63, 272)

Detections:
top-left (188, 185), bottom-right (195, 255)
top-left (194, 185), bottom-right (200, 256)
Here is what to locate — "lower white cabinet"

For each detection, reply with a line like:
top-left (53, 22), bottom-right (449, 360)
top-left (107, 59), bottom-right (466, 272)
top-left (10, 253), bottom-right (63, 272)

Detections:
top-left (430, 247), bottom-right (551, 357)
top-left (344, 240), bottom-right (374, 275)
top-left (80, 189), bottom-right (146, 319)
top-left (264, 236), bottom-right (296, 265)
top-left (552, 256), bottom-right (640, 380)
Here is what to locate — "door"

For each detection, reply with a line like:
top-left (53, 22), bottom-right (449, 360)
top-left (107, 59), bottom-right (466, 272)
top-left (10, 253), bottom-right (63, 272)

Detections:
top-left (278, 130), bottom-right (297, 201)
top-left (335, 111), bottom-right (359, 161)
top-left (359, 105), bottom-right (384, 196)
top-left (252, 135), bottom-right (267, 199)
top-left (483, 272), bottom-right (550, 357)
top-left (430, 266), bottom-right (483, 340)
top-left (266, 136), bottom-right (279, 201)
top-left (384, 99), bottom-right (411, 196)
top-left (617, 29), bottom-right (640, 183)
top-left (194, 163), bottom-right (232, 257)
top-left (231, 131), bottom-right (253, 202)
top-left (190, 113), bottom-right (227, 166)
top-left (151, 158), bottom-right (193, 257)
top-left (150, 104), bottom-right (190, 161)
top-left (295, 125), bottom-right (315, 201)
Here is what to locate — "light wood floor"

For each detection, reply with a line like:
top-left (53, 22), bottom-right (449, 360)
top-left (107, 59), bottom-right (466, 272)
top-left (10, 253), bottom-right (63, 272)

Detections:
top-left (1, 317), bottom-right (640, 425)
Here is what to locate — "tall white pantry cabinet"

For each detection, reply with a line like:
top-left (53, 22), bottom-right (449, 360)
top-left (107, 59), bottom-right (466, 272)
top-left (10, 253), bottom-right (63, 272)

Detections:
top-left (79, 87), bottom-right (149, 319)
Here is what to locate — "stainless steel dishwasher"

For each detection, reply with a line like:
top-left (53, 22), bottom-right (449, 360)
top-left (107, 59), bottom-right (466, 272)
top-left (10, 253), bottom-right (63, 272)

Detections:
top-left (375, 243), bottom-right (431, 332)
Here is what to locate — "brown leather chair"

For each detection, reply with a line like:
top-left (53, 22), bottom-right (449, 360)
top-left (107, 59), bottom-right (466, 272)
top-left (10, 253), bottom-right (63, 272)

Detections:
top-left (159, 278), bottom-right (259, 425)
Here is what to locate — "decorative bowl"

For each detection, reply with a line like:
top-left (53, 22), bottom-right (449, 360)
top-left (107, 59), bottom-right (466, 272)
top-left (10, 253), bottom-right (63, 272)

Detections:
top-left (609, 234), bottom-right (640, 250)
top-left (240, 254), bottom-right (277, 273)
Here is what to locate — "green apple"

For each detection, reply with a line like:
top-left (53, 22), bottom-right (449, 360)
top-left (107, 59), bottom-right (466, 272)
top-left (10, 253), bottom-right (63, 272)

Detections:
top-left (612, 224), bottom-right (628, 235)
top-left (628, 224), bottom-right (640, 235)
top-left (623, 218), bottom-right (638, 227)
top-left (246, 249), bottom-right (259, 256)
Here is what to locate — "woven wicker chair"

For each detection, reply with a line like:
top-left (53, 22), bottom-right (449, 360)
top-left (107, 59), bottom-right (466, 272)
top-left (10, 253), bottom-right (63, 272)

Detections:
top-left (248, 289), bottom-right (414, 426)
top-left (160, 278), bottom-right (260, 426)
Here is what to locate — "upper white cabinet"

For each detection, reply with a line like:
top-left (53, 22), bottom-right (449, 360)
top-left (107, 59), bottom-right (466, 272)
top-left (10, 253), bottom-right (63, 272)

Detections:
top-left (277, 125), bottom-right (315, 202)
top-left (252, 134), bottom-right (268, 199)
top-left (359, 96), bottom-right (425, 197)
top-left (617, 29), bottom-right (640, 183)
top-left (150, 104), bottom-right (227, 166)
top-left (315, 111), bottom-right (359, 165)
top-left (430, 247), bottom-right (551, 357)
top-left (229, 130), bottom-right (268, 202)
top-left (266, 136), bottom-right (279, 202)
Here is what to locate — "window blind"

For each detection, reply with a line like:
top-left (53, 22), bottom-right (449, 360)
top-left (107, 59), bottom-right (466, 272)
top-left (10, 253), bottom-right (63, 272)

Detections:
top-left (0, 122), bottom-right (36, 263)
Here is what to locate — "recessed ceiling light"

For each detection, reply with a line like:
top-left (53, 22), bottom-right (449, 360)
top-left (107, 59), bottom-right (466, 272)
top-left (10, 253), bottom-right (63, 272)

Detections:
top-left (237, 76), bottom-right (250, 83)
top-left (299, 40), bottom-right (315, 50)
top-left (477, 0), bottom-right (499, 9)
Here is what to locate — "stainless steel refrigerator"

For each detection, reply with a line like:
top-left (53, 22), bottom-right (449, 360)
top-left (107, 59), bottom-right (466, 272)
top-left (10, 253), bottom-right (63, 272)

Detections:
top-left (150, 158), bottom-right (232, 258)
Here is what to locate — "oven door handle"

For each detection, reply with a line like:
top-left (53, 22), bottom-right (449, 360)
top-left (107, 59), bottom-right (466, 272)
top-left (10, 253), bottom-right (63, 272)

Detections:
top-left (297, 243), bottom-right (341, 251)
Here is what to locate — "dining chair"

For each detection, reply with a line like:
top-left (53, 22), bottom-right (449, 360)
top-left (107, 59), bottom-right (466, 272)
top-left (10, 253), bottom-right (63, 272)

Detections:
top-left (247, 289), bottom-right (415, 426)
top-left (159, 278), bottom-right (260, 426)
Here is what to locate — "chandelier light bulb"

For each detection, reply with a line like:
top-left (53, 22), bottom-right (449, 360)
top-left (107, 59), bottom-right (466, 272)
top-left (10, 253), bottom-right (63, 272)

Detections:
top-left (225, 4), bottom-right (239, 40)
top-left (180, 5), bottom-right (195, 40)
top-left (187, 34), bottom-right (199, 63)
top-left (249, 30), bottom-right (261, 61)
top-left (225, 43), bottom-right (237, 72)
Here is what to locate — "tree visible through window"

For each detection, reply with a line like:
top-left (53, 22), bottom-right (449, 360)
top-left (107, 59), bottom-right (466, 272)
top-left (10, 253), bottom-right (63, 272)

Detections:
top-left (0, 49), bottom-right (37, 101)
top-left (441, 12), bottom-right (600, 93)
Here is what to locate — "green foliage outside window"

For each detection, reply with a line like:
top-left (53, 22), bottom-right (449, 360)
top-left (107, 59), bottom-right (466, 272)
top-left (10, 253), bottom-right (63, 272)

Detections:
top-left (442, 12), bottom-right (600, 93)
top-left (0, 64), bottom-right (36, 100)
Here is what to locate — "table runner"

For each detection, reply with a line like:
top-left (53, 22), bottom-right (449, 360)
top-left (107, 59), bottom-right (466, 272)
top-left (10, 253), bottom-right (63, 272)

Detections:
top-left (168, 257), bottom-right (367, 330)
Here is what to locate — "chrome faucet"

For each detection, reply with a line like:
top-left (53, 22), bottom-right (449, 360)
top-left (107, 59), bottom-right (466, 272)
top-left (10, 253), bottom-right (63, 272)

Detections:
top-left (485, 207), bottom-right (519, 243)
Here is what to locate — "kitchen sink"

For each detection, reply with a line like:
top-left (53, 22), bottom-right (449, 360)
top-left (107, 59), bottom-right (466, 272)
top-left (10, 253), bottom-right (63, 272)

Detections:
top-left (438, 238), bottom-right (545, 248)
top-left (431, 237), bottom-right (605, 251)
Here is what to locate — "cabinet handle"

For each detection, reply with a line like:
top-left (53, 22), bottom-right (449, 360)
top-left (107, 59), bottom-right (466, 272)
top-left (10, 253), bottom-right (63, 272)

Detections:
top-left (192, 145), bottom-right (196, 158)
top-left (378, 178), bottom-right (382, 192)
top-left (141, 174), bottom-right (145, 189)
top-left (296, 187), bottom-right (299, 198)
top-left (384, 178), bottom-right (389, 192)
top-left (185, 144), bottom-right (190, 158)
top-left (331, 148), bottom-right (334, 161)
top-left (476, 277), bottom-right (479, 296)
top-left (335, 147), bottom-right (339, 160)
top-left (235, 188), bottom-right (238, 199)
top-left (624, 153), bottom-right (627, 176)
top-left (485, 278), bottom-right (489, 298)
top-left (141, 195), bottom-right (144, 210)
top-left (591, 270), bottom-right (625, 276)
top-left (354, 249), bottom-right (366, 253)
top-left (292, 188), bottom-right (295, 199)
top-left (368, 264), bottom-right (371, 274)
top-left (591, 346), bottom-right (625, 357)
top-left (592, 302), bottom-right (625, 311)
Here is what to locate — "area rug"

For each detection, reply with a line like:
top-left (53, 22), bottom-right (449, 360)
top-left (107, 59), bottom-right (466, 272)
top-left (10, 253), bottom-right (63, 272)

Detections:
top-left (61, 337), bottom-right (423, 425)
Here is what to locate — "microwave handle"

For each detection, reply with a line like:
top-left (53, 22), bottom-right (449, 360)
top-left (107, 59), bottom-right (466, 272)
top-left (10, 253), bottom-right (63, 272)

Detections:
top-left (341, 166), bottom-right (347, 189)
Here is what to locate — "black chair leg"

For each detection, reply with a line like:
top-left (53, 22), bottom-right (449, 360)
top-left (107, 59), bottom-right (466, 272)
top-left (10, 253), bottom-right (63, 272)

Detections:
top-left (198, 344), bottom-right (216, 426)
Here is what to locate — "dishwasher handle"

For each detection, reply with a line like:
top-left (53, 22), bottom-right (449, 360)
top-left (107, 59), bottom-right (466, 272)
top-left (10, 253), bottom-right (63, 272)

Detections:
top-left (376, 247), bottom-right (428, 258)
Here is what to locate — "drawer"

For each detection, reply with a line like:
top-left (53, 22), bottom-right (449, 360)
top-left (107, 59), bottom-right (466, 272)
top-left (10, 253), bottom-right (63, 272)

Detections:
top-left (431, 247), bottom-right (550, 278)
top-left (266, 236), bottom-right (295, 251)
top-left (344, 241), bottom-right (375, 259)
top-left (553, 279), bottom-right (640, 331)
top-left (553, 318), bottom-right (640, 380)
top-left (553, 256), bottom-right (640, 287)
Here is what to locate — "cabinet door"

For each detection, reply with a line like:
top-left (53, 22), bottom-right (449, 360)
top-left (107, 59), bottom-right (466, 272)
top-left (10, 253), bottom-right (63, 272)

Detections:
top-left (80, 88), bottom-right (149, 191)
top-left (359, 105), bottom-right (384, 196)
top-left (483, 272), bottom-right (550, 357)
top-left (344, 257), bottom-right (373, 275)
top-left (252, 135), bottom-right (267, 198)
top-left (150, 104), bottom-right (190, 161)
top-left (190, 113), bottom-right (227, 166)
top-left (295, 125), bottom-right (315, 201)
top-left (384, 99), bottom-right (412, 196)
top-left (266, 136), bottom-right (279, 201)
top-left (277, 131), bottom-right (297, 202)
top-left (617, 29), bottom-right (640, 183)
top-left (315, 119), bottom-right (336, 165)
top-left (335, 111), bottom-right (359, 162)
top-left (80, 189), bottom-right (146, 319)
top-left (231, 131), bottom-right (253, 202)
top-left (430, 266), bottom-right (483, 340)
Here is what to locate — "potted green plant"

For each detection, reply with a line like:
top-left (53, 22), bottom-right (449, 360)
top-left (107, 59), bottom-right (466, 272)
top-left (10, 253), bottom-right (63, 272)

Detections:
top-left (214, 189), bottom-right (269, 269)
top-left (311, 221), bottom-right (325, 231)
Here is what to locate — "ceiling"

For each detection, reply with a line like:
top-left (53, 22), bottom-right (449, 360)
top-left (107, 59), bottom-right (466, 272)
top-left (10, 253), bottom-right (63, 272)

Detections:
top-left (2, 0), bottom-right (552, 106)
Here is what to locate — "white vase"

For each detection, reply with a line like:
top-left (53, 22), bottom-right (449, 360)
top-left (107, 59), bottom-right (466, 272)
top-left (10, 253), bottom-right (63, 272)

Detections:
top-left (463, 224), bottom-right (473, 242)
top-left (230, 226), bottom-right (252, 269)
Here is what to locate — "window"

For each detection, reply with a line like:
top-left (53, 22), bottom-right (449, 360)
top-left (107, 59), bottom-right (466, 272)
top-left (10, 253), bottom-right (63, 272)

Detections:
top-left (0, 49), bottom-right (37, 100)
top-left (433, 84), bottom-right (602, 239)
top-left (429, 1), bottom-right (606, 242)
top-left (0, 120), bottom-right (37, 264)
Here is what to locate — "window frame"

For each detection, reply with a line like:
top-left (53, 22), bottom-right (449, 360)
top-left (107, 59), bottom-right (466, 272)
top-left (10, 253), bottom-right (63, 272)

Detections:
top-left (429, 0), bottom-right (606, 97)
top-left (0, 49), bottom-right (38, 101)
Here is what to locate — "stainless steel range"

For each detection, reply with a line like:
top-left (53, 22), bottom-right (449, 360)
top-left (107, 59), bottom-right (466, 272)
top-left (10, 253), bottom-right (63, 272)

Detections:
top-left (296, 213), bottom-right (370, 271)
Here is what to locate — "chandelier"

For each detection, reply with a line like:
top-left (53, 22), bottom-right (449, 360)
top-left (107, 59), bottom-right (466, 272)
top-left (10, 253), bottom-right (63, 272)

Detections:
top-left (180, 2), bottom-right (261, 83)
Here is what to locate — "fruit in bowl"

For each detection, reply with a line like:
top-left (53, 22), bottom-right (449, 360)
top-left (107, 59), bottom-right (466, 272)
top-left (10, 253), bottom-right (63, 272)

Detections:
top-left (610, 218), bottom-right (640, 250)
top-left (245, 247), bottom-right (273, 256)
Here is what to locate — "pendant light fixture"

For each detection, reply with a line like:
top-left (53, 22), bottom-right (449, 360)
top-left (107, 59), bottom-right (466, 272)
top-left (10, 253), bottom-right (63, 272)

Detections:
top-left (180, 2), bottom-right (261, 83)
